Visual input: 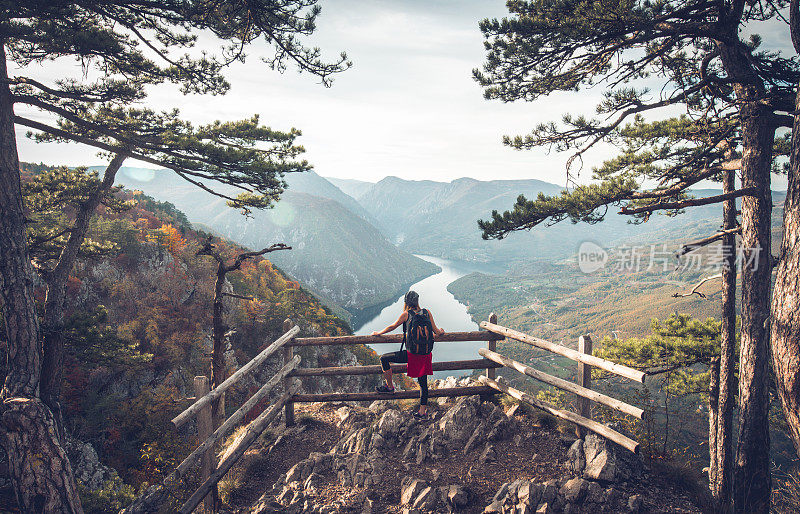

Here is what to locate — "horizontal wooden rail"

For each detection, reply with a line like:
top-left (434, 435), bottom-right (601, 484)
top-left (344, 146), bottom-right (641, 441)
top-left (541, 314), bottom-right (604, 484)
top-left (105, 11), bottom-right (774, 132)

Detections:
top-left (288, 330), bottom-right (502, 347)
top-left (480, 322), bottom-right (645, 383)
top-left (165, 355), bottom-right (301, 487)
top-left (172, 325), bottom-right (300, 428)
top-left (291, 385), bottom-right (493, 403)
top-left (479, 376), bottom-right (638, 453)
top-left (180, 380), bottom-right (302, 514)
top-left (290, 358), bottom-right (502, 377)
top-left (479, 348), bottom-right (643, 419)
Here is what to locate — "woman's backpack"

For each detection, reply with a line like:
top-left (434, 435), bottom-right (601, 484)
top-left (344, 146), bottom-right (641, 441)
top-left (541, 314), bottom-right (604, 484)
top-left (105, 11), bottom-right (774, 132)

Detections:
top-left (403, 309), bottom-right (435, 355)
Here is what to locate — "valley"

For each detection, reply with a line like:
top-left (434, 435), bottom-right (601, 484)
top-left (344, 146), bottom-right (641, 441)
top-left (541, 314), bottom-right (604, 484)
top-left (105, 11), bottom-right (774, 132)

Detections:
top-left (96, 163), bottom-right (797, 496)
top-left (112, 168), bottom-right (440, 322)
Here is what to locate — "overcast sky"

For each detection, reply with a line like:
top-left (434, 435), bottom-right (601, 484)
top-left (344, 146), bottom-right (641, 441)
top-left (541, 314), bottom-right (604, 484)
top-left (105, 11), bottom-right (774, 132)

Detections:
top-left (13, 0), bottom-right (793, 187)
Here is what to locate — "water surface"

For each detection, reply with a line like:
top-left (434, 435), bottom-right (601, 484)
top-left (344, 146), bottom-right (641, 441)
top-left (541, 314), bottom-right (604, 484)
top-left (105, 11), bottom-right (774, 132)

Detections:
top-left (354, 255), bottom-right (500, 379)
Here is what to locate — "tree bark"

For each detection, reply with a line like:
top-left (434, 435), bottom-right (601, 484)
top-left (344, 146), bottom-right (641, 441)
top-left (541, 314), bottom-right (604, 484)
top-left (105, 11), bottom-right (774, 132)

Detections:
top-left (733, 107), bottom-right (774, 514)
top-left (209, 263), bottom-right (226, 512)
top-left (770, 82), bottom-right (800, 458)
top-left (0, 43), bottom-right (83, 513)
top-left (769, 0), bottom-right (800, 461)
top-left (716, 24), bottom-right (775, 510)
top-left (710, 167), bottom-right (737, 512)
top-left (211, 264), bottom-right (227, 427)
top-left (40, 153), bottom-right (126, 440)
top-left (708, 356), bottom-right (720, 498)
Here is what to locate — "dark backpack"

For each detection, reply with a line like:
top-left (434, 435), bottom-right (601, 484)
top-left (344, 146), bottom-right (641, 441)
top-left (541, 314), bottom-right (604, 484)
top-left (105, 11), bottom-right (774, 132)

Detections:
top-left (403, 309), bottom-right (435, 355)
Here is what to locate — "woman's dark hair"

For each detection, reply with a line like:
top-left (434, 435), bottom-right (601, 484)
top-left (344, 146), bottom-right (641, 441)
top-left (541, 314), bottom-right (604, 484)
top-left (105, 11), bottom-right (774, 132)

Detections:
top-left (404, 290), bottom-right (420, 310)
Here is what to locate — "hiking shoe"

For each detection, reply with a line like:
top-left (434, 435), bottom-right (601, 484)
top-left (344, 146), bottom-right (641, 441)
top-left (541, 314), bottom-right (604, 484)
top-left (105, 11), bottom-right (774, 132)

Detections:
top-left (413, 410), bottom-right (427, 419)
top-left (375, 384), bottom-right (395, 393)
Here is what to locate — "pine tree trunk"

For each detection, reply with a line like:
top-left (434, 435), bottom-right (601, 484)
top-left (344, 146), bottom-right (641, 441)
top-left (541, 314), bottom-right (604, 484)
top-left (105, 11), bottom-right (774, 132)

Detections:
top-left (41, 154), bottom-right (126, 440)
top-left (0, 43), bottom-right (83, 513)
top-left (770, 81), bottom-right (800, 458)
top-left (211, 264), bottom-right (227, 428)
top-left (716, 28), bottom-right (776, 510)
top-left (210, 264), bottom-right (227, 512)
top-left (734, 106), bottom-right (774, 514)
top-left (708, 356), bottom-right (720, 496)
top-left (711, 168), bottom-right (737, 512)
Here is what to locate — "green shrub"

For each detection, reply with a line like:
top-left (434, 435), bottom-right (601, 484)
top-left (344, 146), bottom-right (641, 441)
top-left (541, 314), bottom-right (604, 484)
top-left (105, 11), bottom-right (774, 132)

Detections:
top-left (78, 476), bottom-right (137, 514)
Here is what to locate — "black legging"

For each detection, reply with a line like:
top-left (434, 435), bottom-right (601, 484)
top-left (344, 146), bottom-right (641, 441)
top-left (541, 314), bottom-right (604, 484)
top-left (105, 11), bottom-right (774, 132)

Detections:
top-left (380, 350), bottom-right (429, 405)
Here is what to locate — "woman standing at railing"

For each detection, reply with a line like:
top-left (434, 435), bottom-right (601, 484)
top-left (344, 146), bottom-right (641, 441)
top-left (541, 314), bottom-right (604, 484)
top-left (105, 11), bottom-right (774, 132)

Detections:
top-left (372, 290), bottom-right (444, 418)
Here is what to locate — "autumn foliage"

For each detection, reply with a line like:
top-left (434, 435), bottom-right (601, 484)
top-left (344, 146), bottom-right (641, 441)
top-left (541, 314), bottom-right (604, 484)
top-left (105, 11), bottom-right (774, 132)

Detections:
top-left (9, 168), bottom-right (351, 494)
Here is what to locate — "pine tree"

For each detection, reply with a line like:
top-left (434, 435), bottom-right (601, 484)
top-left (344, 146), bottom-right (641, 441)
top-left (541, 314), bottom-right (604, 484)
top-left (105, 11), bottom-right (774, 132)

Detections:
top-left (0, 2), bottom-right (349, 511)
top-left (473, 2), bottom-right (796, 511)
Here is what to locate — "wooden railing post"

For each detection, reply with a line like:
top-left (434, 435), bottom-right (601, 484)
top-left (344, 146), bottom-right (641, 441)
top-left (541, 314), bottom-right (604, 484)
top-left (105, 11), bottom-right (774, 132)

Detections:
top-left (487, 313), bottom-right (498, 380)
top-left (481, 313), bottom-right (499, 403)
top-left (283, 319), bottom-right (296, 426)
top-left (193, 376), bottom-right (214, 513)
top-left (576, 335), bottom-right (593, 438)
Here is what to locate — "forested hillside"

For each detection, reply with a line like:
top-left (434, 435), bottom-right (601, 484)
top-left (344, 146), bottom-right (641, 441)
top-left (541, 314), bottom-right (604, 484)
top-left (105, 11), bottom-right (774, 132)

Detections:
top-left (113, 167), bottom-right (438, 318)
top-left (448, 197), bottom-right (785, 342)
top-left (6, 163), bottom-right (379, 511)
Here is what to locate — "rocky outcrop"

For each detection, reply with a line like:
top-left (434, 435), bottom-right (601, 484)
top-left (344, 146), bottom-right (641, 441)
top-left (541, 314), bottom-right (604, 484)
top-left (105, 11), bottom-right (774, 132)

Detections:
top-left (63, 437), bottom-right (122, 492)
top-left (485, 477), bottom-right (644, 514)
top-left (399, 477), bottom-right (472, 512)
top-left (265, 393), bottom-right (521, 513)
top-left (239, 378), bottom-right (698, 514)
top-left (566, 433), bottom-right (644, 483)
top-left (486, 430), bottom-right (647, 514)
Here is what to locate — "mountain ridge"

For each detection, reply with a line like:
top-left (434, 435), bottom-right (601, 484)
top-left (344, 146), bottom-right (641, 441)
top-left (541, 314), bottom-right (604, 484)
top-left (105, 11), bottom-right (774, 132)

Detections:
top-left (110, 167), bottom-right (439, 316)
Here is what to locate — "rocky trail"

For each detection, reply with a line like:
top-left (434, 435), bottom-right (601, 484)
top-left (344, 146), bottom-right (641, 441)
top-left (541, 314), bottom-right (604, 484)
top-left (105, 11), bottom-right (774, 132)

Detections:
top-left (221, 378), bottom-right (702, 514)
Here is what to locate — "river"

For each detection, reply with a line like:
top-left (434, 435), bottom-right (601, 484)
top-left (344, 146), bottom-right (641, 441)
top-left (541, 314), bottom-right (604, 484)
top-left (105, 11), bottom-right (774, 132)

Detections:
top-left (354, 255), bottom-right (501, 379)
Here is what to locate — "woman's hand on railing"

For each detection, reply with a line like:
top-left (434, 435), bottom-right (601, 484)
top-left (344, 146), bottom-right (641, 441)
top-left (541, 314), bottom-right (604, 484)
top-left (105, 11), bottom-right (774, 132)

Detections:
top-left (371, 331), bottom-right (381, 336)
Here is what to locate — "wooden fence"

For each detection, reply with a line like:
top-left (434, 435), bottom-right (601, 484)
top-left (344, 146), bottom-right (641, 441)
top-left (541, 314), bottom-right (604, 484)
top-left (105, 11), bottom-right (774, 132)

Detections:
top-left (477, 320), bottom-right (645, 453)
top-left (282, 313), bottom-right (504, 418)
top-left (141, 313), bottom-right (646, 513)
top-left (121, 320), bottom-right (301, 514)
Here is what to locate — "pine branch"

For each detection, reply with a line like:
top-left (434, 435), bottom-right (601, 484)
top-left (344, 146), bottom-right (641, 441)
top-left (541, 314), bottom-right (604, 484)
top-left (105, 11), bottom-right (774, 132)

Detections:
top-left (676, 227), bottom-right (742, 257)
top-left (672, 273), bottom-right (724, 299)
top-left (620, 187), bottom-right (758, 215)
top-left (15, 116), bottom-right (251, 206)
top-left (227, 244), bottom-right (292, 272)
top-left (630, 160), bottom-right (742, 200)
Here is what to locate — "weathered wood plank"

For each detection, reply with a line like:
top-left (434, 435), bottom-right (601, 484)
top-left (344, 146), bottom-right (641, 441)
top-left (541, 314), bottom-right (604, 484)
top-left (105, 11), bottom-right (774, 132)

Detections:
top-left (479, 376), bottom-right (639, 453)
top-left (291, 385), bottom-right (493, 403)
top-left (577, 335), bottom-right (593, 438)
top-left (290, 359), bottom-right (502, 377)
top-left (192, 377), bottom-right (214, 513)
top-left (283, 319), bottom-right (295, 427)
top-left (172, 325), bottom-right (300, 428)
top-left (480, 321), bottom-right (645, 383)
top-left (288, 330), bottom-right (502, 347)
top-left (478, 348), bottom-right (643, 419)
top-left (179, 381), bottom-right (302, 514)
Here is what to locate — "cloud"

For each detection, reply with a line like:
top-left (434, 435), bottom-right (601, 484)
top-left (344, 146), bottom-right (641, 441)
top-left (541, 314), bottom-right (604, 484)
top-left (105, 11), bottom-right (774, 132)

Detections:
top-left (12, 0), bottom-right (792, 190)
